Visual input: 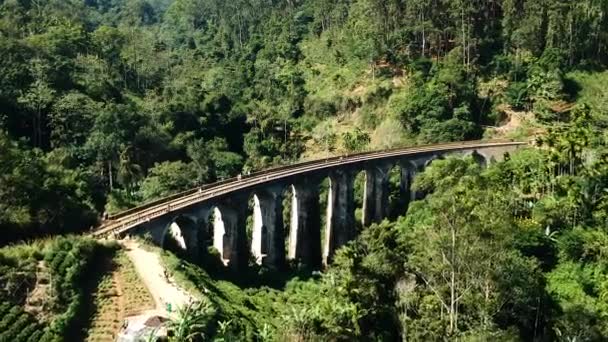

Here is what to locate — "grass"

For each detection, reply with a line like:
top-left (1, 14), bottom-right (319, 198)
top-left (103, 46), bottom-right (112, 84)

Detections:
top-left (567, 70), bottom-right (608, 108)
top-left (567, 70), bottom-right (608, 124)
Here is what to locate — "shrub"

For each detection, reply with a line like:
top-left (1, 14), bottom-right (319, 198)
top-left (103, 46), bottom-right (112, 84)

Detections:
top-left (0, 313), bottom-right (31, 340)
top-left (0, 306), bottom-right (21, 331)
top-left (505, 81), bottom-right (529, 110)
top-left (0, 302), bottom-right (11, 315)
top-left (14, 322), bottom-right (39, 342)
top-left (25, 330), bottom-right (44, 342)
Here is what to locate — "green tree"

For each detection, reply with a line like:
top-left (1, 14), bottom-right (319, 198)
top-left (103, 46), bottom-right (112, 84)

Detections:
top-left (342, 128), bottom-right (370, 152)
top-left (139, 161), bottom-right (198, 202)
top-left (18, 58), bottom-right (55, 148)
top-left (403, 157), bottom-right (547, 338)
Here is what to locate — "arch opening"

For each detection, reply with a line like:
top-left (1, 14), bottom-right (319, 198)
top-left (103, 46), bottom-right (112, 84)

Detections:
top-left (360, 163), bottom-right (395, 227)
top-left (286, 185), bottom-right (297, 261)
top-left (205, 199), bottom-right (251, 271)
top-left (320, 176), bottom-right (331, 266)
top-left (469, 150), bottom-right (488, 167)
top-left (398, 160), bottom-right (418, 215)
top-left (211, 206), bottom-right (229, 265)
top-left (353, 170), bottom-right (366, 229)
top-left (251, 193), bottom-right (269, 265)
top-left (248, 187), bottom-right (286, 269)
top-left (423, 154), bottom-right (445, 168)
top-left (416, 155), bottom-right (445, 200)
top-left (161, 215), bottom-right (198, 258)
top-left (387, 164), bottom-right (405, 220)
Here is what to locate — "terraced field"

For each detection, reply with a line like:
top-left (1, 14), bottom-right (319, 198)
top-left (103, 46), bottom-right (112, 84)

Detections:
top-left (85, 250), bottom-right (154, 341)
top-left (0, 303), bottom-right (47, 342)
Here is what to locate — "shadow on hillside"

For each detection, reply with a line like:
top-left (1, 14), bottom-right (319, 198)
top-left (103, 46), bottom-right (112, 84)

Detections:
top-left (165, 242), bottom-right (320, 291)
top-left (563, 76), bottom-right (583, 101)
top-left (76, 244), bottom-right (119, 342)
top-left (179, 254), bottom-right (319, 291)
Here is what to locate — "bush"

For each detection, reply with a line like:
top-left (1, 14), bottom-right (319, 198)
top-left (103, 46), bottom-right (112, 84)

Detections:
top-left (14, 322), bottom-right (39, 342)
top-left (25, 330), bottom-right (44, 342)
top-left (0, 312), bottom-right (31, 340)
top-left (506, 81), bottom-right (529, 110)
top-left (0, 237), bottom-right (102, 341)
top-left (0, 302), bottom-right (11, 315)
top-left (0, 306), bottom-right (21, 331)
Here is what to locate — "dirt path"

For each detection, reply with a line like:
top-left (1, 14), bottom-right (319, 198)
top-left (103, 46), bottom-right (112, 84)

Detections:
top-left (121, 240), bottom-right (195, 318)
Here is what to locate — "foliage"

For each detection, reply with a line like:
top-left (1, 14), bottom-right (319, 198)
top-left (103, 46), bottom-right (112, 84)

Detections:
top-left (0, 132), bottom-right (98, 243)
top-left (2, 0), bottom-right (608, 242)
top-left (166, 300), bottom-right (217, 341)
top-left (3, 0), bottom-right (608, 340)
top-left (139, 161), bottom-right (198, 202)
top-left (341, 128), bottom-right (370, 152)
top-left (0, 236), bottom-right (103, 341)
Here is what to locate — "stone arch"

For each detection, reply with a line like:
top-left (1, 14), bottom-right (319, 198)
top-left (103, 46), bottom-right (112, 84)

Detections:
top-left (161, 215), bottom-right (199, 257)
top-left (353, 169), bottom-right (366, 227)
top-left (209, 197), bottom-right (249, 271)
top-left (398, 159), bottom-right (418, 213)
top-left (423, 154), bottom-right (445, 168)
top-left (324, 169), bottom-right (356, 266)
top-left (465, 150), bottom-right (488, 167)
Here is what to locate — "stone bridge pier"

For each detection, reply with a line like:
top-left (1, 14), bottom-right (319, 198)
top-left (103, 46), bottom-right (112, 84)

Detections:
top-left (362, 162), bottom-right (393, 226)
top-left (115, 143), bottom-right (522, 272)
top-left (324, 169), bottom-right (356, 265)
top-left (290, 180), bottom-right (322, 268)
top-left (251, 185), bottom-right (286, 269)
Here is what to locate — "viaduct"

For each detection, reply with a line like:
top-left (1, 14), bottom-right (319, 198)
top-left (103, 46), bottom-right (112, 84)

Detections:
top-left (92, 140), bottom-right (526, 271)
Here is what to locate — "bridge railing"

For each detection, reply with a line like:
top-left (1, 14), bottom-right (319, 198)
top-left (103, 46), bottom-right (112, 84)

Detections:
top-left (104, 139), bottom-right (520, 223)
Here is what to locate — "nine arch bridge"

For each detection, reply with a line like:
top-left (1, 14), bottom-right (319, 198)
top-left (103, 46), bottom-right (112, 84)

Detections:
top-left (92, 140), bottom-right (526, 271)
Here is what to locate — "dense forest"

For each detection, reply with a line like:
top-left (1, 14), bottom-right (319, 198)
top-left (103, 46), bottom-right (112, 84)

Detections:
top-left (2, 0), bottom-right (608, 340)
top-left (2, 0), bottom-right (608, 242)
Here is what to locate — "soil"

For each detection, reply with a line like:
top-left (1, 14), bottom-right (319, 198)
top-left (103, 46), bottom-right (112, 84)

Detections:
top-left (24, 261), bottom-right (51, 322)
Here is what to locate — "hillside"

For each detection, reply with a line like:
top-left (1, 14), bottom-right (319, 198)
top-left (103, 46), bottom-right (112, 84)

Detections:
top-left (2, 0), bottom-right (608, 242)
top-left (2, 0), bottom-right (608, 340)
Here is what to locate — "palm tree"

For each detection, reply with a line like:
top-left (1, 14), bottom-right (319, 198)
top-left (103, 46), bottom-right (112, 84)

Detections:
top-left (167, 300), bottom-right (216, 342)
top-left (118, 146), bottom-right (142, 194)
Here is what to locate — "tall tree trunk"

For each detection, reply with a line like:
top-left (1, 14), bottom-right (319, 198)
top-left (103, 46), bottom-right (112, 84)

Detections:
top-left (461, 5), bottom-right (467, 67)
top-left (421, 11), bottom-right (426, 57)
top-left (108, 160), bottom-right (114, 191)
top-left (449, 214), bottom-right (456, 334)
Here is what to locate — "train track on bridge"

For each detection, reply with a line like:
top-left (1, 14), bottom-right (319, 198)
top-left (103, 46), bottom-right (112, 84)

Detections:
top-left (91, 140), bottom-right (527, 238)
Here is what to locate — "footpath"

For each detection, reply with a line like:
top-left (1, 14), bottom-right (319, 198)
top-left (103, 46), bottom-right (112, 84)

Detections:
top-left (117, 240), bottom-right (196, 341)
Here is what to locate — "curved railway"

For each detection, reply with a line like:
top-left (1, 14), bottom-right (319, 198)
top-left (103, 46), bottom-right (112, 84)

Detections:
top-left (92, 140), bottom-right (527, 238)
